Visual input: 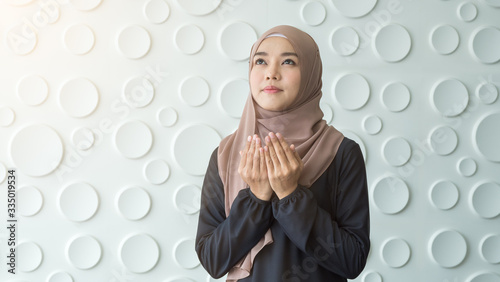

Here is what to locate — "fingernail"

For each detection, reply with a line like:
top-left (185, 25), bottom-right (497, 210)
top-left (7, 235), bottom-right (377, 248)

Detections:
top-left (265, 136), bottom-right (270, 143)
top-left (264, 146), bottom-right (268, 152)
top-left (247, 136), bottom-right (252, 142)
top-left (269, 132), bottom-right (276, 139)
top-left (276, 132), bottom-right (282, 139)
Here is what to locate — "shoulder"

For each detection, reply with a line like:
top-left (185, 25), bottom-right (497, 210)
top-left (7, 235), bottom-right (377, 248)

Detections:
top-left (336, 137), bottom-right (363, 161)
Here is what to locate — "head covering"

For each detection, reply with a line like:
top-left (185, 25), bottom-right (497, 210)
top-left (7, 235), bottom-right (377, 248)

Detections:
top-left (217, 25), bottom-right (344, 281)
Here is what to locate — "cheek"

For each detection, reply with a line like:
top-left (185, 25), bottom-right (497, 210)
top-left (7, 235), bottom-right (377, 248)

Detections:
top-left (249, 70), bottom-right (260, 94)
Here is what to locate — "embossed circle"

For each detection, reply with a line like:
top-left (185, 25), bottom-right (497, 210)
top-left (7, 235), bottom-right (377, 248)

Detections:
top-left (471, 182), bottom-right (500, 219)
top-left (59, 77), bottom-right (99, 118)
top-left (6, 25), bottom-right (37, 55)
top-left (157, 107), bottom-right (178, 127)
top-left (219, 22), bottom-right (257, 61)
top-left (458, 2), bottom-right (477, 22)
top-left (174, 184), bottom-right (201, 215)
top-left (331, 26), bottom-right (360, 56)
top-left (63, 24), bottom-right (95, 55)
top-left (18, 186), bottom-right (43, 216)
top-left (363, 115), bottom-right (382, 135)
top-left (430, 180), bottom-right (459, 210)
top-left (458, 157), bottom-right (477, 177)
top-left (467, 273), bottom-right (500, 282)
top-left (429, 229), bottom-right (467, 268)
top-left (333, 73), bottom-right (370, 110)
top-left (10, 124), bottom-right (63, 176)
top-left (480, 234), bottom-right (500, 264)
top-left (0, 106), bottom-right (15, 126)
top-left (331, 0), bottom-right (377, 18)
top-left (17, 75), bottom-right (48, 106)
top-left (114, 121), bottom-right (153, 159)
top-left (429, 126), bottom-right (458, 155)
top-left (117, 187), bottom-right (151, 220)
top-left (123, 76), bottom-right (155, 108)
top-left (474, 112), bottom-right (500, 162)
top-left (382, 137), bottom-right (411, 166)
top-left (430, 25), bottom-right (459, 55)
top-left (173, 124), bottom-right (221, 175)
top-left (144, 159), bottom-right (170, 185)
top-left (219, 79), bottom-right (248, 118)
top-left (120, 234), bottom-right (159, 273)
top-left (432, 79), bottom-right (468, 117)
top-left (117, 25), bottom-right (151, 59)
top-left (381, 238), bottom-right (411, 268)
top-left (71, 127), bottom-right (95, 151)
top-left (17, 241), bottom-right (42, 272)
top-left (381, 82), bottom-right (410, 112)
top-left (59, 182), bottom-right (99, 222)
top-left (363, 271), bottom-right (382, 282)
top-left (476, 83), bottom-right (498, 105)
top-left (69, 0), bottom-right (102, 10)
top-left (374, 24), bottom-right (411, 62)
top-left (301, 1), bottom-right (326, 26)
top-left (176, 0), bottom-right (221, 16)
top-left (174, 238), bottom-right (199, 269)
top-left (179, 76), bottom-right (209, 106)
top-left (144, 0), bottom-right (170, 24)
top-left (48, 271), bottom-right (73, 282)
top-left (175, 25), bottom-right (205, 55)
top-left (372, 176), bottom-right (409, 214)
top-left (66, 235), bottom-right (102, 269)
top-left (471, 27), bottom-right (500, 64)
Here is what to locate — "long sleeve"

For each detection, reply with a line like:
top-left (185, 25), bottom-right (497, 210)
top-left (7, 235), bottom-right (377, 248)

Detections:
top-left (272, 139), bottom-right (370, 279)
top-left (195, 148), bottom-right (274, 279)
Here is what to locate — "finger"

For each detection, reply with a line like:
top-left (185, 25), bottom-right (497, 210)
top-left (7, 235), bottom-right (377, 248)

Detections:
top-left (268, 132), bottom-right (288, 167)
top-left (263, 144), bottom-right (274, 173)
top-left (265, 135), bottom-right (280, 170)
top-left (252, 137), bottom-right (262, 171)
top-left (246, 135), bottom-right (257, 167)
top-left (239, 135), bottom-right (252, 170)
top-left (259, 147), bottom-right (266, 174)
top-left (276, 132), bottom-right (296, 163)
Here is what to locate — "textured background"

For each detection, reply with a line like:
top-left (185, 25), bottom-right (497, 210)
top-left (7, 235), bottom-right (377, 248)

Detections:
top-left (1, 0), bottom-right (500, 281)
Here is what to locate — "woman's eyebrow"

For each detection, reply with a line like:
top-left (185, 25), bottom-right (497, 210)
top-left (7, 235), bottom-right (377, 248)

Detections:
top-left (254, 51), bottom-right (298, 57)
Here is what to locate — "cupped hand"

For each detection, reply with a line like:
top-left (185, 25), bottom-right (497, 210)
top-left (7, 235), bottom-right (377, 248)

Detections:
top-left (264, 132), bottom-right (304, 199)
top-left (238, 135), bottom-right (273, 201)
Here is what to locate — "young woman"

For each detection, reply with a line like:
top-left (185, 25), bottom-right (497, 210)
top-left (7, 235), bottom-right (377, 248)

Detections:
top-left (196, 25), bottom-right (370, 281)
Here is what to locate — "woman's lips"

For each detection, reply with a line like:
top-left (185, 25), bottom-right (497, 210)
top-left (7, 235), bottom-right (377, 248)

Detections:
top-left (263, 86), bottom-right (282, 93)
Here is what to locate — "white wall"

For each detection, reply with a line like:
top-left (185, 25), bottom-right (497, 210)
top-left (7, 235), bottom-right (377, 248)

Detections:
top-left (1, 0), bottom-right (499, 281)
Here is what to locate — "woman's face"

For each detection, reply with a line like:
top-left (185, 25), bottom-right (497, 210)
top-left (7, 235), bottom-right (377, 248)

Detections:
top-left (250, 37), bottom-right (301, 112)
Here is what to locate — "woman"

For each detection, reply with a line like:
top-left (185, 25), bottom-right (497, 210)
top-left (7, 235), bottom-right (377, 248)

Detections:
top-left (196, 25), bottom-right (370, 281)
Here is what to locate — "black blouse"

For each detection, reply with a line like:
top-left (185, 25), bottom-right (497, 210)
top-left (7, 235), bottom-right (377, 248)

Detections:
top-left (195, 137), bottom-right (370, 281)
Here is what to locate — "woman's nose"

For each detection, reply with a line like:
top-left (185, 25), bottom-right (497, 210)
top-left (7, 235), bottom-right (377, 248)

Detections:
top-left (266, 64), bottom-right (280, 80)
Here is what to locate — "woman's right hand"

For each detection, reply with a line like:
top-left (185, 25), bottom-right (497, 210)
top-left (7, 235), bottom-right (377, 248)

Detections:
top-left (238, 135), bottom-right (273, 201)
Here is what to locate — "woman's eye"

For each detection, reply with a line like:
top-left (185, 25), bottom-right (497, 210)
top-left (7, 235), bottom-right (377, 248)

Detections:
top-left (283, 59), bottom-right (296, 65)
top-left (255, 58), bottom-right (266, 65)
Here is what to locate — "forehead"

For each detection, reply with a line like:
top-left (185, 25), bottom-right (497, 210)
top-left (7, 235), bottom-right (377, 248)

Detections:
top-left (255, 36), bottom-right (295, 53)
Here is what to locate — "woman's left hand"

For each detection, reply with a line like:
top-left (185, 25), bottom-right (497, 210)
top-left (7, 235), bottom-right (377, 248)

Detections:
top-left (264, 132), bottom-right (304, 199)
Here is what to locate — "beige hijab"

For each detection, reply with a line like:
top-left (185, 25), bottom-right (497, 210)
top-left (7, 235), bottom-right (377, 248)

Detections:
top-left (217, 25), bottom-right (344, 281)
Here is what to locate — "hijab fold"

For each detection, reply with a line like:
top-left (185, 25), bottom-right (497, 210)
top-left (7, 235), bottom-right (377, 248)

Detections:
top-left (217, 25), bottom-right (344, 281)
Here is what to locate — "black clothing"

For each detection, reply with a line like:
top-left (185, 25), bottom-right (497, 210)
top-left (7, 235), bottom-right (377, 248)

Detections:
top-left (196, 138), bottom-right (370, 281)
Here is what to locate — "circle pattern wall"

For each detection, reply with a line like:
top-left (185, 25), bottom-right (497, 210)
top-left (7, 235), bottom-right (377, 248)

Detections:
top-left (0, 1), bottom-right (499, 281)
